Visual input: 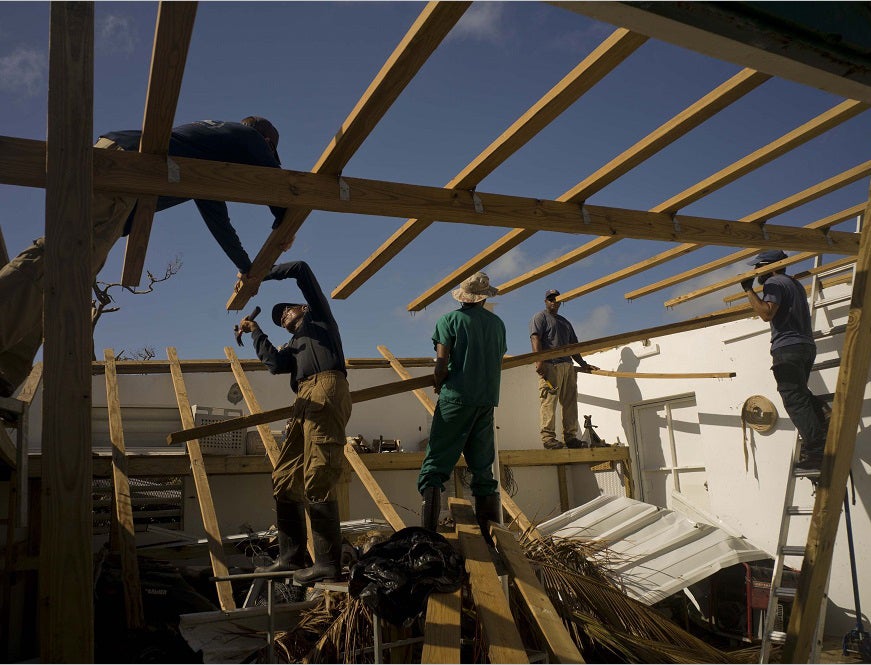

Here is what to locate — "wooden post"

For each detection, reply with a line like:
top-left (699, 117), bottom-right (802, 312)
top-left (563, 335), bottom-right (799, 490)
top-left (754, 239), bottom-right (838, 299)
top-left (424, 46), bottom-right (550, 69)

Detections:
top-left (557, 465), bottom-right (570, 512)
top-left (41, 4), bottom-right (94, 661)
top-left (783, 189), bottom-right (871, 661)
top-left (103, 350), bottom-right (145, 629)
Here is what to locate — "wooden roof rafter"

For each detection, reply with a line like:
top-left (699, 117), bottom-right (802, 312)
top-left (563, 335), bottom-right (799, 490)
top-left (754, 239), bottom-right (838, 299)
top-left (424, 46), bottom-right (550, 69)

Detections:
top-left (331, 27), bottom-right (649, 301)
top-left (225, 1), bottom-right (471, 311)
top-left (403, 66), bottom-right (772, 311)
top-left (486, 99), bottom-right (868, 303)
top-left (626, 201), bottom-right (868, 301)
top-left (120, 1), bottom-right (198, 287)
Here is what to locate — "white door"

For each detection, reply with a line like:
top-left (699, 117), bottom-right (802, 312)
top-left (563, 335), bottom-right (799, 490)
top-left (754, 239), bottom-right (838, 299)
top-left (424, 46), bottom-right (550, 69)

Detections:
top-left (631, 394), bottom-right (710, 512)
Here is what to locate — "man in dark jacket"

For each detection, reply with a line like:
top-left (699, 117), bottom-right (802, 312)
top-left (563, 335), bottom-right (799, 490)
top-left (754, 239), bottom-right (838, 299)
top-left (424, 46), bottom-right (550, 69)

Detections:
top-left (0, 117), bottom-right (285, 397)
top-left (238, 260), bottom-right (351, 584)
top-left (742, 250), bottom-right (830, 474)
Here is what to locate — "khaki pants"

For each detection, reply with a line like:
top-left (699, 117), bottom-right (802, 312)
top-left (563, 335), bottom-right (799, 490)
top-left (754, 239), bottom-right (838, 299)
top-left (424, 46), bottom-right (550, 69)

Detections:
top-left (273, 370), bottom-right (352, 503)
top-left (538, 362), bottom-right (579, 444)
top-left (0, 138), bottom-right (135, 389)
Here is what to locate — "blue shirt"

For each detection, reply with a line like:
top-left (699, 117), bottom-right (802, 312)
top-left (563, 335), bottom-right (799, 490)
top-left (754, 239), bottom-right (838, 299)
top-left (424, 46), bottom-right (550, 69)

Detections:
top-left (529, 310), bottom-right (578, 363)
top-left (762, 273), bottom-right (815, 352)
top-left (100, 120), bottom-right (286, 273)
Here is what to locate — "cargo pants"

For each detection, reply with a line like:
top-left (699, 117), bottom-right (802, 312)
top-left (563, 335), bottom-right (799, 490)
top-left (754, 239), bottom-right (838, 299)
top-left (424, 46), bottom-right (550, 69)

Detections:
top-left (538, 361), bottom-right (579, 445)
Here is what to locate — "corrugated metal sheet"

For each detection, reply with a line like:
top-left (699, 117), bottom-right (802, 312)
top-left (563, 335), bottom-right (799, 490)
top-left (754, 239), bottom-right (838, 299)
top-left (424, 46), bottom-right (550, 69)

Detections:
top-left (537, 494), bottom-right (769, 605)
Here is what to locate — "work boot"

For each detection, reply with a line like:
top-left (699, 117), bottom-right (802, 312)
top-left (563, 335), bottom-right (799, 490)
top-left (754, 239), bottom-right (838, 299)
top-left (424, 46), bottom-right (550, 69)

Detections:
top-left (542, 439), bottom-right (564, 450)
top-left (794, 442), bottom-right (824, 476)
top-left (294, 500), bottom-right (343, 585)
top-left (474, 493), bottom-right (502, 548)
top-left (256, 500), bottom-right (307, 573)
top-left (421, 486), bottom-right (442, 532)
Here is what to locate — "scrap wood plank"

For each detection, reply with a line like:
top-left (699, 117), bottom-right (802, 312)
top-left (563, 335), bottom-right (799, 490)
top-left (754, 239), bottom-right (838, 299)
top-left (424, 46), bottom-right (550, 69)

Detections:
top-left (491, 526), bottom-right (584, 663)
top-left (344, 442), bottom-right (406, 532)
top-left (121, 1), bottom-right (197, 286)
top-left (450, 498), bottom-right (529, 664)
top-left (103, 350), bottom-right (145, 629)
top-left (422, 525), bottom-right (461, 663)
top-left (499, 488), bottom-right (543, 542)
top-left (589, 369), bottom-right (735, 379)
top-left (227, 1), bottom-right (470, 310)
top-left (166, 347), bottom-right (236, 610)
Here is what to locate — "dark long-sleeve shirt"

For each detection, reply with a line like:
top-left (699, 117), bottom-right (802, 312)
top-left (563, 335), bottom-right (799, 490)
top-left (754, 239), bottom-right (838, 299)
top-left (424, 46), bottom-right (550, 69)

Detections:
top-left (251, 261), bottom-right (347, 393)
top-left (100, 120), bottom-right (286, 273)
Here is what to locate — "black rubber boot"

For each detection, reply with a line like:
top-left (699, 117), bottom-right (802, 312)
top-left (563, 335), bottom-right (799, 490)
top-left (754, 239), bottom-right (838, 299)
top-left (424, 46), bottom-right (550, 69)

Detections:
top-left (474, 493), bottom-right (502, 547)
top-left (256, 499), bottom-right (308, 573)
top-left (421, 486), bottom-right (442, 532)
top-left (294, 501), bottom-right (343, 585)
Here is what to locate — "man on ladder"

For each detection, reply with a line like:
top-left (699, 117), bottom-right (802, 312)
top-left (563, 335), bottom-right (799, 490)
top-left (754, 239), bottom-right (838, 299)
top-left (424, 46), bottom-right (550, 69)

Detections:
top-left (741, 250), bottom-right (830, 474)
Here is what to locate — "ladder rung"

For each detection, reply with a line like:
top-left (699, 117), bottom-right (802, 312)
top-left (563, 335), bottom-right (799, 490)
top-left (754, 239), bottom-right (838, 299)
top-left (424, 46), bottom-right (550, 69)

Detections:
top-left (814, 294), bottom-right (852, 308)
top-left (812, 358), bottom-right (841, 372)
top-left (775, 586), bottom-right (797, 599)
top-left (793, 467), bottom-right (821, 479)
top-left (768, 630), bottom-right (787, 644)
top-left (781, 545), bottom-right (806, 557)
top-left (786, 506), bottom-right (814, 516)
top-left (814, 324), bottom-right (847, 340)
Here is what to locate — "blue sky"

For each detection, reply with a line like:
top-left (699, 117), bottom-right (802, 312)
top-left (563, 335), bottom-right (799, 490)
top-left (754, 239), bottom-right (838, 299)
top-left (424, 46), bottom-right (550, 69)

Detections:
top-left (1, 2), bottom-right (868, 363)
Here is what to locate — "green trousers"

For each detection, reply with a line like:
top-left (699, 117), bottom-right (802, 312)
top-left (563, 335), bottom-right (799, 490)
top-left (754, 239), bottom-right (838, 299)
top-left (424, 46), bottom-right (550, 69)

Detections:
top-left (417, 399), bottom-right (498, 497)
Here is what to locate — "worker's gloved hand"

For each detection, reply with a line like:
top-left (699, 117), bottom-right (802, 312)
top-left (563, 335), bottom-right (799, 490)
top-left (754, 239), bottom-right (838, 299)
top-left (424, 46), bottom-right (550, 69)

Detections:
top-left (238, 319), bottom-right (259, 333)
top-left (740, 277), bottom-right (755, 292)
top-left (578, 363), bottom-right (599, 373)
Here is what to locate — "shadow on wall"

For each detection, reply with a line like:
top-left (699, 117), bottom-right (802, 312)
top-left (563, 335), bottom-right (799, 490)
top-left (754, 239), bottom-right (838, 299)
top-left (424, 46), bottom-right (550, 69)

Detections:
top-left (617, 347), bottom-right (642, 452)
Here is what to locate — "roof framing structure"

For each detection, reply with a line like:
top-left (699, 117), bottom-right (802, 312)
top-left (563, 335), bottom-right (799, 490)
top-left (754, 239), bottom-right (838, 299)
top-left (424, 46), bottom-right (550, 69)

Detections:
top-left (6, 2), bottom-right (871, 662)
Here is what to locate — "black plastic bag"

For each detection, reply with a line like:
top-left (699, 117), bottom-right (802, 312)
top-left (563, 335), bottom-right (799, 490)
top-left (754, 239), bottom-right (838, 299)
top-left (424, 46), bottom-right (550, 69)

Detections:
top-left (348, 526), bottom-right (466, 626)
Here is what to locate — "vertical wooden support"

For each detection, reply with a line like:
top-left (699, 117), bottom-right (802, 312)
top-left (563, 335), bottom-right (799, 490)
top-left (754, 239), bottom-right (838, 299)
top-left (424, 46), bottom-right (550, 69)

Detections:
top-left (556, 465), bottom-right (569, 512)
top-left (784, 191), bottom-right (871, 661)
top-left (166, 347), bottom-right (236, 610)
top-left (41, 4), bottom-right (94, 661)
top-left (344, 443), bottom-right (406, 531)
top-left (223, 347), bottom-right (281, 466)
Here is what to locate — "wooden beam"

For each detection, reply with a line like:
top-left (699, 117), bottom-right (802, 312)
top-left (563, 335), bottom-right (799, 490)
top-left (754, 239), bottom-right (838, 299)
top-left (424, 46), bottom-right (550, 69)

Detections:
top-left (555, 2), bottom-right (871, 104)
top-left (451, 499), bottom-right (529, 664)
top-left (422, 520), bottom-right (461, 663)
top-left (343, 442), bottom-right (406, 531)
top-left (625, 203), bottom-right (866, 301)
top-left (557, 466), bottom-right (569, 512)
top-left (90, 356), bottom-right (435, 374)
top-left (227, 1), bottom-right (470, 310)
top-left (223, 347), bottom-right (281, 466)
top-left (121, 1), bottom-right (197, 286)
top-left (168, 307), bottom-right (759, 445)
top-left (499, 112), bottom-right (871, 301)
top-left (409, 67), bottom-right (769, 310)
top-left (1, 141), bottom-right (862, 256)
top-left (166, 347), bottom-right (236, 610)
top-left (40, 4), bottom-right (94, 661)
top-left (590, 369), bottom-right (735, 379)
top-left (783, 186), bottom-right (871, 661)
top-left (103, 350), bottom-right (145, 630)
top-left (332, 28), bottom-right (647, 301)
top-left (491, 526), bottom-right (584, 663)
top-left (722, 261), bottom-right (855, 305)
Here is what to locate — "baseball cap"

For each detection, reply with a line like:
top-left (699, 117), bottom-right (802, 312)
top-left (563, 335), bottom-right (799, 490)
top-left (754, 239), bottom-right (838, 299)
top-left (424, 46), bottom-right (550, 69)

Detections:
top-left (747, 250), bottom-right (788, 266)
top-left (272, 302), bottom-right (306, 326)
top-left (545, 289), bottom-right (560, 299)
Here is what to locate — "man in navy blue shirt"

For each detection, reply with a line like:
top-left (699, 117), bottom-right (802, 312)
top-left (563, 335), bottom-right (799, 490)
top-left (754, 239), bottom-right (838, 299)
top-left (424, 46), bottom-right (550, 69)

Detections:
top-left (0, 117), bottom-right (285, 397)
top-left (742, 250), bottom-right (830, 473)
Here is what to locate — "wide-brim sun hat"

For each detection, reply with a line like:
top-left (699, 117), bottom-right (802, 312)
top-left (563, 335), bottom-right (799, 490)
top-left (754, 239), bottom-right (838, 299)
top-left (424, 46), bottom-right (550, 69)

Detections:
top-left (272, 302), bottom-right (306, 326)
top-left (452, 271), bottom-right (498, 303)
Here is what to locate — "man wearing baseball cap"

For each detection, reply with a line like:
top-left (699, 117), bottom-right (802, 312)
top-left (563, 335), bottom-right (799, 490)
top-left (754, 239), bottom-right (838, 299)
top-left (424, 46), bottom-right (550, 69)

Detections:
top-left (529, 289), bottom-right (598, 450)
top-left (741, 250), bottom-right (829, 474)
top-left (418, 272), bottom-right (507, 545)
top-left (237, 260), bottom-right (351, 584)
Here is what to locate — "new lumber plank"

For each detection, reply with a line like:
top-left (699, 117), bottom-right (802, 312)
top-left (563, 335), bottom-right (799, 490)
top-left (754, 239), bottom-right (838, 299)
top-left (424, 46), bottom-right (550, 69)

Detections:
top-left (491, 526), bottom-right (584, 663)
top-left (783, 187), bottom-right (871, 661)
top-left (451, 499), bottom-right (529, 664)
top-left (0, 139), bottom-right (862, 256)
top-left (167, 307), bottom-right (760, 445)
top-left (334, 28), bottom-right (647, 301)
top-left (166, 347), bottom-right (236, 611)
top-left (422, 519), bottom-right (461, 663)
top-left (103, 350), bottom-right (145, 630)
top-left (121, 1), bottom-right (197, 286)
top-left (722, 261), bottom-right (855, 305)
top-left (626, 203), bottom-right (867, 301)
top-left (40, 5), bottom-right (94, 661)
top-left (408, 66), bottom-right (767, 310)
top-left (223, 347), bottom-right (282, 466)
top-left (590, 369), bottom-right (734, 379)
top-left (228, 1), bottom-right (470, 310)
top-left (90, 356), bottom-right (435, 374)
top-left (343, 442), bottom-right (406, 531)
top-left (498, 123), bottom-right (871, 304)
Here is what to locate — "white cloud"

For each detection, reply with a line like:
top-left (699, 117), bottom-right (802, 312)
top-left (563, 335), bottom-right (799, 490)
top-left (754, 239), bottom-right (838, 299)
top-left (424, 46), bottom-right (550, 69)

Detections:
top-left (0, 47), bottom-right (47, 97)
top-left (487, 247), bottom-right (531, 281)
top-left (664, 265), bottom-right (745, 318)
top-left (97, 14), bottom-right (138, 56)
top-left (572, 304), bottom-right (613, 341)
top-left (450, 3), bottom-right (506, 43)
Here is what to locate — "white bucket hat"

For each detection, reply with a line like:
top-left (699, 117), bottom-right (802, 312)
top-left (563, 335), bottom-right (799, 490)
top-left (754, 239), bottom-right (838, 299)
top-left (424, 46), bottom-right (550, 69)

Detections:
top-left (452, 272), bottom-right (498, 303)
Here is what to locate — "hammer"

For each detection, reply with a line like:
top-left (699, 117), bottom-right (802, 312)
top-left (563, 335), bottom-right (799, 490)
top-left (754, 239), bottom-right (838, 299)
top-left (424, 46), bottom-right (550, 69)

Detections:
top-left (234, 305), bottom-right (261, 346)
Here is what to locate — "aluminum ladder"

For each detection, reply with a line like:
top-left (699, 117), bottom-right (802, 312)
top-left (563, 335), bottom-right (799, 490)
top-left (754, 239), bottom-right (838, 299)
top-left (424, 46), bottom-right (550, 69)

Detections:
top-left (759, 235), bottom-right (859, 663)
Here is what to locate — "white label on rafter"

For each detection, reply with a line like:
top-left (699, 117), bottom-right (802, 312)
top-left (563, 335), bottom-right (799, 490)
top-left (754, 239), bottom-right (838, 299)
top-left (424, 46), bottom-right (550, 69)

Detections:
top-left (167, 157), bottom-right (180, 183)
